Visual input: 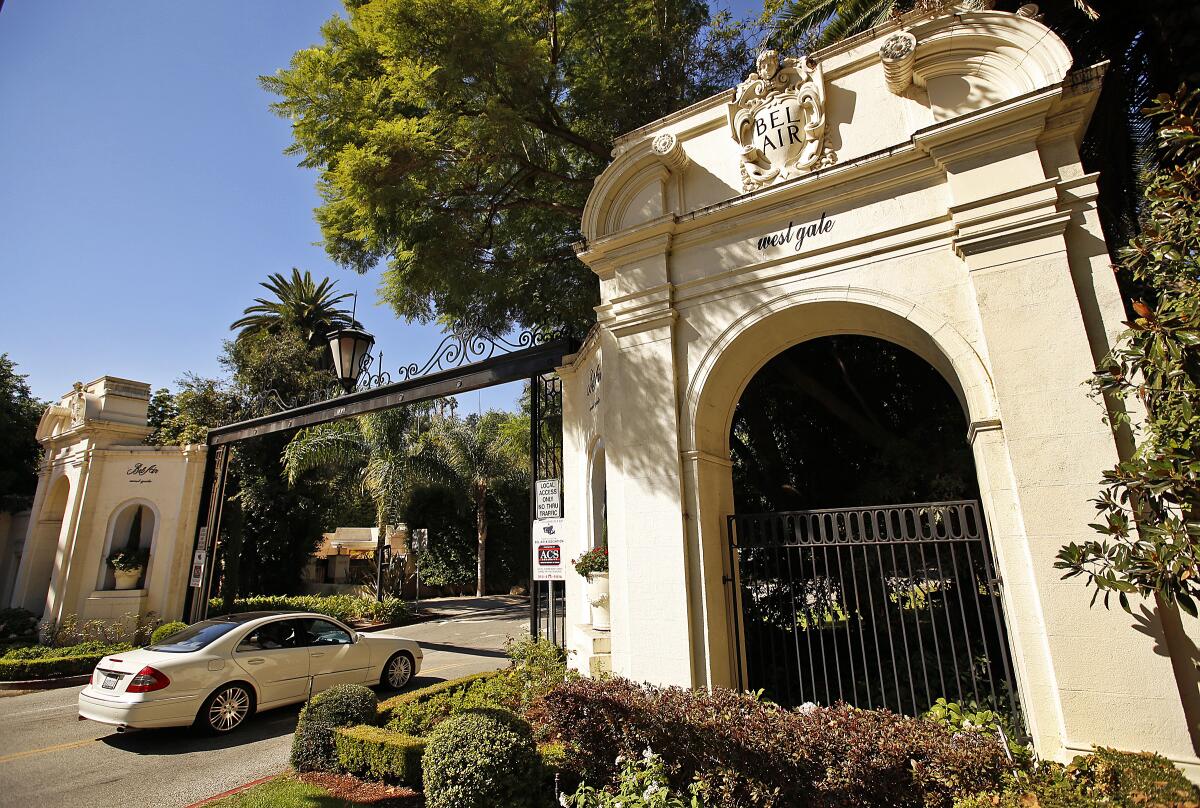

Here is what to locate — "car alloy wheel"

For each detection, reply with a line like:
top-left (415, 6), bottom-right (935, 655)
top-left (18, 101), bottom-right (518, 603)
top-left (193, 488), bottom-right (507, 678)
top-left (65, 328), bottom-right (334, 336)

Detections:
top-left (384, 653), bottom-right (413, 690)
top-left (206, 685), bottom-right (251, 733)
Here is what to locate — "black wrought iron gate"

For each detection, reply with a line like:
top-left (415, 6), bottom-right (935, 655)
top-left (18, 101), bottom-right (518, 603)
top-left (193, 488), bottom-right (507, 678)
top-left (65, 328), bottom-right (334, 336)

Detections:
top-left (727, 501), bottom-right (1020, 725)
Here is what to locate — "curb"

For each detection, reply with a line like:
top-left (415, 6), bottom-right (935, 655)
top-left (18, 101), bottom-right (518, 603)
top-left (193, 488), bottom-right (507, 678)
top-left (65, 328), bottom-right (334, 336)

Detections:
top-left (186, 773), bottom-right (279, 807)
top-left (0, 673), bottom-right (90, 691)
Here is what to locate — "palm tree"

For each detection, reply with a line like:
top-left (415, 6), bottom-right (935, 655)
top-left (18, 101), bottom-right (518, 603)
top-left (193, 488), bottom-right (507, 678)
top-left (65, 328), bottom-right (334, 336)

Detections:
top-left (771, 0), bottom-right (1199, 248)
top-left (775, 0), bottom-right (1096, 51)
top-left (421, 411), bottom-right (530, 597)
top-left (282, 405), bottom-right (433, 598)
top-left (231, 268), bottom-right (360, 348)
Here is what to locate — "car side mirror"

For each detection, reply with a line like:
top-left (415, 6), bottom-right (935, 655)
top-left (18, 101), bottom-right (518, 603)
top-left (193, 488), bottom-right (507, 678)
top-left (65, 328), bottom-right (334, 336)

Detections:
top-left (355, 632), bottom-right (365, 643)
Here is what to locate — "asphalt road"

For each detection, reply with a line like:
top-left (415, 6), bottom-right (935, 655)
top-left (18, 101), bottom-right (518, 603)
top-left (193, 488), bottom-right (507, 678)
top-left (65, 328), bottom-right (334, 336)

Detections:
top-left (0, 597), bottom-right (529, 808)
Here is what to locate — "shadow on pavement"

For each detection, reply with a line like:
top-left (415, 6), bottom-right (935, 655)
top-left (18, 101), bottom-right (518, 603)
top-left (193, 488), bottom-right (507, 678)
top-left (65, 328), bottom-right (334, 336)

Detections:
top-left (415, 641), bottom-right (509, 659)
top-left (98, 703), bottom-right (302, 755)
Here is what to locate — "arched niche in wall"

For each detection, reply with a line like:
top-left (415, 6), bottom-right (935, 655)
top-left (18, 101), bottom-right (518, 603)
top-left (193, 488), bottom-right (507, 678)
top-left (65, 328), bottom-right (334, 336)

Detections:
top-left (97, 500), bottom-right (158, 591)
top-left (588, 438), bottom-right (608, 550)
top-left (19, 476), bottom-right (70, 613)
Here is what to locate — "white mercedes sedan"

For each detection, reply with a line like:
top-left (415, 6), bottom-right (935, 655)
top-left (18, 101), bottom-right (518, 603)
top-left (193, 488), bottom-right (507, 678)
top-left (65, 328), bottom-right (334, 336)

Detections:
top-left (78, 611), bottom-right (422, 734)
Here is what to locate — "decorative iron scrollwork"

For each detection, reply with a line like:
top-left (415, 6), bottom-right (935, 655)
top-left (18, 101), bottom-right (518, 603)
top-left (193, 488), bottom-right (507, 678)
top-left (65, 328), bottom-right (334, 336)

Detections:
top-left (237, 329), bottom-right (562, 420)
top-left (395, 330), bottom-right (550, 383)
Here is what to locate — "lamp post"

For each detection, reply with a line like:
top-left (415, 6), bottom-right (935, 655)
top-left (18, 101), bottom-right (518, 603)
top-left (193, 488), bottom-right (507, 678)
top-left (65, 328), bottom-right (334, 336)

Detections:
top-left (327, 326), bottom-right (376, 394)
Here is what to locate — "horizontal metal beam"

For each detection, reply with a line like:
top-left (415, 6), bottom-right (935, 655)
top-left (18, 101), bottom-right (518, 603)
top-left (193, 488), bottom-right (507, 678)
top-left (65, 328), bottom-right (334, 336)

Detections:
top-left (207, 339), bottom-right (572, 446)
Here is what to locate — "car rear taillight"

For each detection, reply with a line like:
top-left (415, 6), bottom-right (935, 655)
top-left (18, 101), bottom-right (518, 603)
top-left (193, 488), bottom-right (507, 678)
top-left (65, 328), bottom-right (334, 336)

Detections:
top-left (126, 666), bottom-right (170, 693)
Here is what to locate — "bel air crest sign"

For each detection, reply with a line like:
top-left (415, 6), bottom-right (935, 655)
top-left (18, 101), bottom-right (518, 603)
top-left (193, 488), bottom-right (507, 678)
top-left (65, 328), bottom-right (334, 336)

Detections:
top-left (728, 50), bottom-right (836, 192)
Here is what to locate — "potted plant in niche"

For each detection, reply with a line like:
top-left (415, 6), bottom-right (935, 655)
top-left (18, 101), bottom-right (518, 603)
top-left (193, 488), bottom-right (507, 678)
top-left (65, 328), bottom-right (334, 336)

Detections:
top-left (107, 505), bottom-right (149, 590)
top-left (573, 546), bottom-right (610, 630)
top-left (107, 548), bottom-right (149, 590)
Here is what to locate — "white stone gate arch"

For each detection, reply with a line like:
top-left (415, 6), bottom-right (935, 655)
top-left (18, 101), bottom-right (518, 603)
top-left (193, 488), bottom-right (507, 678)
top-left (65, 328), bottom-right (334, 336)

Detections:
top-left (556, 4), bottom-right (1200, 777)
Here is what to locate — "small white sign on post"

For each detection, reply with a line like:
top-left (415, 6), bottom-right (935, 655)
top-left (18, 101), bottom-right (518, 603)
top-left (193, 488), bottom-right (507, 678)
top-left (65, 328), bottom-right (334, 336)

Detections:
top-left (197, 526), bottom-right (209, 551)
top-left (535, 479), bottom-right (561, 520)
top-left (189, 550), bottom-right (206, 588)
top-left (532, 518), bottom-right (566, 581)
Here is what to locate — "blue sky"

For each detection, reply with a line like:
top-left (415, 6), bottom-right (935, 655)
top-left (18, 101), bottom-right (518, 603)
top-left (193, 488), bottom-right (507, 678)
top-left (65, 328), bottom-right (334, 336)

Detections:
top-left (0, 1), bottom-right (761, 413)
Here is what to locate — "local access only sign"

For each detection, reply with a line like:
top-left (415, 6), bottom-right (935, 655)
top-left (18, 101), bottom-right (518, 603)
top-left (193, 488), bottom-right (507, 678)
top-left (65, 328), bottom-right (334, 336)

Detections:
top-left (532, 518), bottom-right (566, 581)
top-left (535, 479), bottom-right (561, 520)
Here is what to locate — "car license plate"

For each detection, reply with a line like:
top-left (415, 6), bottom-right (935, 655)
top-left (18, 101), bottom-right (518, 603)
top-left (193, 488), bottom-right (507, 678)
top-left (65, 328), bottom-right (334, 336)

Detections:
top-left (102, 674), bottom-right (118, 690)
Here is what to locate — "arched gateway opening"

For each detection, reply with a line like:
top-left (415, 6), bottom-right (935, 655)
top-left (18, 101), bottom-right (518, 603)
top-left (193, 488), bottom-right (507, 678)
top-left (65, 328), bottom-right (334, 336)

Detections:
top-left (690, 299), bottom-right (1020, 726)
top-left (727, 334), bottom-right (1019, 722)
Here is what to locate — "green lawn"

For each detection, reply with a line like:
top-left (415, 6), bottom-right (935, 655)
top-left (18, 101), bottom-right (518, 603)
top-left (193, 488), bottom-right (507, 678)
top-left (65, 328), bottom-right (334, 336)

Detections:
top-left (205, 776), bottom-right (350, 808)
top-left (204, 774), bottom-right (419, 808)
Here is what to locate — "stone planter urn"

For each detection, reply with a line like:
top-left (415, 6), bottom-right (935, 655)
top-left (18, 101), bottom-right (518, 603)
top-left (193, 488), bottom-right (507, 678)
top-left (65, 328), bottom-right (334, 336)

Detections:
top-left (587, 572), bottom-right (610, 631)
top-left (113, 567), bottom-right (143, 590)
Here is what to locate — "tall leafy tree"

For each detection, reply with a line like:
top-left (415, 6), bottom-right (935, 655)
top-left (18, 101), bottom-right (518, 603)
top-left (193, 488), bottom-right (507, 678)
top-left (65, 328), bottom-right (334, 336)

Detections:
top-left (263, 0), bottom-right (755, 338)
top-left (230, 268), bottom-right (360, 347)
top-left (0, 354), bottom-right (44, 504)
top-left (422, 411), bottom-right (530, 596)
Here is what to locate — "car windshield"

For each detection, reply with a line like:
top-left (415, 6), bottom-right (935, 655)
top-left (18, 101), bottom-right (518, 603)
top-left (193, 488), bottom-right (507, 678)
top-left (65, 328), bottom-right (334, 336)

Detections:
top-left (145, 619), bottom-right (242, 653)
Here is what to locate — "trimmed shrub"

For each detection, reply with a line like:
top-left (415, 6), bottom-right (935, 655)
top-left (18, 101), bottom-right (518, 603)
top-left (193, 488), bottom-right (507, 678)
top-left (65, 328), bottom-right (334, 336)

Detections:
top-left (0, 608), bottom-right (37, 641)
top-left (381, 671), bottom-right (520, 736)
top-left (422, 708), bottom-right (541, 808)
top-left (334, 725), bottom-right (425, 784)
top-left (209, 594), bottom-right (411, 625)
top-left (533, 677), bottom-right (1012, 808)
top-left (0, 641), bottom-right (132, 681)
top-left (150, 621), bottom-right (188, 646)
top-left (290, 684), bottom-right (379, 772)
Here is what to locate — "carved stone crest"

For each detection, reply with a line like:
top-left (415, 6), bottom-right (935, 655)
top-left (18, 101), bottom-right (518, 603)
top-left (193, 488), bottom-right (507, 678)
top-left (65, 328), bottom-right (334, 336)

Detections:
top-left (728, 50), bottom-right (835, 192)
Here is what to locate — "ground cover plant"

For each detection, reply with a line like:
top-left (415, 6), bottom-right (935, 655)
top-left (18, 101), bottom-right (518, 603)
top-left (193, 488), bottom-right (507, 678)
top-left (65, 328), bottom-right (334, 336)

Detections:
top-left (209, 594), bottom-right (410, 625)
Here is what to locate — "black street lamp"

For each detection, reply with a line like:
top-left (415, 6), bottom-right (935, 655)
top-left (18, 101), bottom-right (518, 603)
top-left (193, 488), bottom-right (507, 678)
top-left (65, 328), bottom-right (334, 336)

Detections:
top-left (327, 326), bottom-right (375, 393)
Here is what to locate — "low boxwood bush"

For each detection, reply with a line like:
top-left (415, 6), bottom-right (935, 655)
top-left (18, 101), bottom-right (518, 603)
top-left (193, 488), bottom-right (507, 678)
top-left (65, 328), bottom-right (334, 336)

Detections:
top-left (0, 641), bottom-right (131, 681)
top-left (377, 637), bottom-right (570, 735)
top-left (532, 677), bottom-right (1012, 808)
top-left (149, 621), bottom-right (188, 646)
top-left (334, 725), bottom-right (425, 784)
top-left (422, 708), bottom-right (541, 808)
top-left (380, 670), bottom-right (515, 735)
top-left (290, 684), bottom-right (379, 772)
top-left (209, 594), bottom-right (410, 625)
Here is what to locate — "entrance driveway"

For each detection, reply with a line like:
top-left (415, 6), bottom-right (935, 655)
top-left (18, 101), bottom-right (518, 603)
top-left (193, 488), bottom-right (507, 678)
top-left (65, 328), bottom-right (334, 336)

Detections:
top-left (0, 597), bottom-right (528, 808)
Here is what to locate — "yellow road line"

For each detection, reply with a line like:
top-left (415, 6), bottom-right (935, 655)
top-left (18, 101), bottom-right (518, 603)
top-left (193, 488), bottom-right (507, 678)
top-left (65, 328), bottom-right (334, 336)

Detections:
top-left (0, 737), bottom-right (96, 765)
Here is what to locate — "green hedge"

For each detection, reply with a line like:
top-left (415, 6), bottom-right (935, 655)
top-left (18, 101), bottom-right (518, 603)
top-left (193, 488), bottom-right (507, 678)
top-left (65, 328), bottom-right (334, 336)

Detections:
top-left (209, 594), bottom-right (410, 625)
top-left (0, 641), bottom-right (132, 681)
top-left (378, 670), bottom-right (511, 734)
top-left (335, 725), bottom-right (425, 785)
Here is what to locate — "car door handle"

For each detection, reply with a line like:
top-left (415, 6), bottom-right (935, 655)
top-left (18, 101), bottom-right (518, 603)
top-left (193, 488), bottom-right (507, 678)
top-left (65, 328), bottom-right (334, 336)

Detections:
top-left (243, 657), bottom-right (265, 665)
top-left (310, 652), bottom-right (325, 658)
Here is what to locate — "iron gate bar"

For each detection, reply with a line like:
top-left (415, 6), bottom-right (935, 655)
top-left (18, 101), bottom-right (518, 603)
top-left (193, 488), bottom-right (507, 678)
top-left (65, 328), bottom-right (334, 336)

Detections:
top-left (727, 500), bottom-right (1021, 729)
top-left (207, 338), bottom-right (572, 447)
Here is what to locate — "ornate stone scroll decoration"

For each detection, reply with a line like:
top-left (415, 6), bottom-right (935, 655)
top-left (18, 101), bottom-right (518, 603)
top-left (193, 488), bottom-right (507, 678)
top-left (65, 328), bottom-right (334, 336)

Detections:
top-left (651, 132), bottom-right (689, 172)
top-left (728, 50), bottom-right (835, 193)
top-left (880, 31), bottom-right (918, 95)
